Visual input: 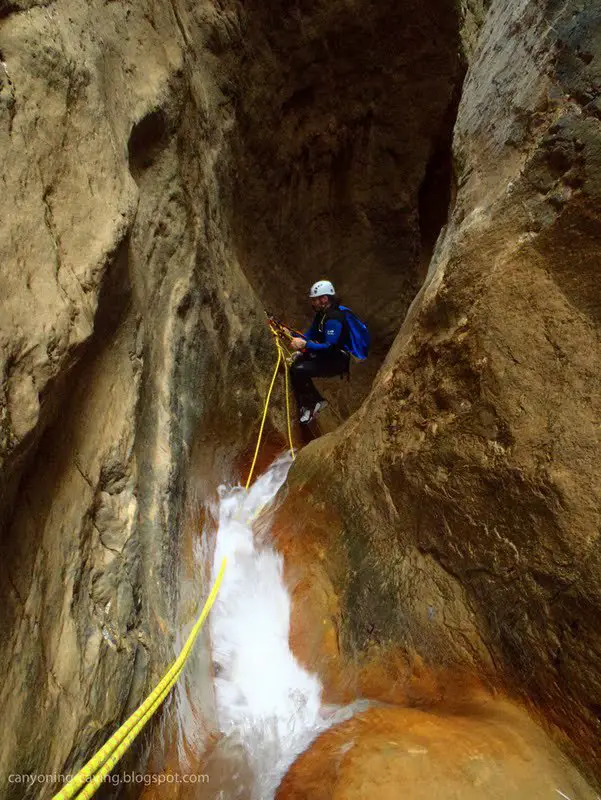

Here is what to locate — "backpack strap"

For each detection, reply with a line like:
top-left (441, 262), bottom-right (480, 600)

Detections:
top-left (325, 306), bottom-right (351, 354)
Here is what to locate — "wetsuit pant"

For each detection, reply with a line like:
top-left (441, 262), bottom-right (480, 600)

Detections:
top-left (290, 351), bottom-right (349, 409)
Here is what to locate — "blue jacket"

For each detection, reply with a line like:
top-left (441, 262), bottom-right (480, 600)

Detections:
top-left (303, 307), bottom-right (349, 353)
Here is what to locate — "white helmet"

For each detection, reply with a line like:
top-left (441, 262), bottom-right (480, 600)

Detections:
top-left (309, 280), bottom-right (335, 298)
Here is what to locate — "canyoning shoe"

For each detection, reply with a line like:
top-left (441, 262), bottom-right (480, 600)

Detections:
top-left (299, 407), bottom-right (312, 424)
top-left (312, 400), bottom-right (328, 417)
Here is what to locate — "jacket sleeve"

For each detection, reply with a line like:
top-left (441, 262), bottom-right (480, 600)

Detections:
top-left (305, 319), bottom-right (343, 351)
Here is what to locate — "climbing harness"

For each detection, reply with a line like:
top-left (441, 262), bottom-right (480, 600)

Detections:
top-left (244, 318), bottom-right (297, 490)
top-left (51, 558), bottom-right (227, 800)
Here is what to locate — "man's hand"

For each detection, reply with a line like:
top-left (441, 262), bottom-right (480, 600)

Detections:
top-left (290, 337), bottom-right (306, 352)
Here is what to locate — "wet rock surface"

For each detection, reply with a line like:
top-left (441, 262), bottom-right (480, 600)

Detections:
top-left (274, 0), bottom-right (601, 784)
top-left (0, 0), bottom-right (278, 790)
top-left (277, 703), bottom-right (597, 800)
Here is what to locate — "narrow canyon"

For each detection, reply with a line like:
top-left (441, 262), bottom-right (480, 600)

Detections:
top-left (1, 0), bottom-right (601, 798)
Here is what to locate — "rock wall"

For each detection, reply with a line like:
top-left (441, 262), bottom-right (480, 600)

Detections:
top-left (277, 702), bottom-right (597, 800)
top-left (459, 0), bottom-right (493, 59)
top-left (227, 0), bottom-right (465, 413)
top-left (2, 0), bottom-right (601, 792)
top-left (275, 0), bottom-right (601, 782)
top-left (0, 0), bottom-right (466, 787)
top-left (0, 0), bottom-right (278, 792)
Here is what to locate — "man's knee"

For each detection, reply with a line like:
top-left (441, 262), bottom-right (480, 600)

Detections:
top-left (291, 358), bottom-right (312, 377)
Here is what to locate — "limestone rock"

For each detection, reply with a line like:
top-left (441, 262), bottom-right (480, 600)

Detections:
top-left (276, 0), bottom-right (601, 780)
top-left (0, 0), bottom-right (279, 792)
top-left (459, 0), bottom-right (493, 60)
top-left (228, 0), bottom-right (466, 413)
top-left (2, 0), bottom-right (601, 792)
top-left (277, 703), bottom-right (597, 799)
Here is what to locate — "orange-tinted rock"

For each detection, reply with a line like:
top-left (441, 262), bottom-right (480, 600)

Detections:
top-left (271, 483), bottom-right (494, 708)
top-left (271, 0), bottom-right (601, 781)
top-left (277, 704), bottom-right (597, 800)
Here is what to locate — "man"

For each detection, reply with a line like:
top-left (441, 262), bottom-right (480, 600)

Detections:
top-left (289, 280), bottom-right (350, 424)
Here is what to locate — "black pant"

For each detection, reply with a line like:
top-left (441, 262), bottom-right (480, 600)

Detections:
top-left (290, 352), bottom-right (349, 409)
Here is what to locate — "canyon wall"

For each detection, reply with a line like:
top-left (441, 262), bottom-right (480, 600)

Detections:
top-left (228, 0), bottom-right (465, 412)
top-left (2, 0), bottom-right (601, 792)
top-left (0, 0), bottom-right (468, 786)
top-left (276, 0), bottom-right (601, 781)
top-left (0, 0), bottom-right (279, 791)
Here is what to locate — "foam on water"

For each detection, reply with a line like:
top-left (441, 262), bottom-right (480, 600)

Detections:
top-left (208, 454), bottom-right (363, 799)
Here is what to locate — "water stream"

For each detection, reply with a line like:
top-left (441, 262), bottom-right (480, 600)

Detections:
top-left (142, 456), bottom-right (598, 800)
top-left (207, 455), bottom-right (363, 799)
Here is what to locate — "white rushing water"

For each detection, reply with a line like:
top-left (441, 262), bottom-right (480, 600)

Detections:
top-left (208, 454), bottom-right (363, 799)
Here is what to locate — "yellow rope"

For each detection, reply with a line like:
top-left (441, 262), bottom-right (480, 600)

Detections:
top-left (245, 344), bottom-right (283, 490)
top-left (245, 326), bottom-right (298, 489)
top-left (52, 321), bottom-right (298, 799)
top-left (278, 339), bottom-right (296, 461)
top-left (68, 665), bottom-right (186, 800)
top-left (242, 339), bottom-right (297, 527)
top-left (52, 558), bottom-right (227, 800)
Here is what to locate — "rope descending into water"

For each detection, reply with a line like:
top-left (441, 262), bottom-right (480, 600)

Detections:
top-left (244, 323), bottom-right (296, 490)
top-left (52, 559), bottom-right (227, 800)
top-left (53, 320), bottom-right (295, 800)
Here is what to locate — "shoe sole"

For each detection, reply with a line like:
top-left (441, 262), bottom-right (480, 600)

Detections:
top-left (299, 404), bottom-right (327, 425)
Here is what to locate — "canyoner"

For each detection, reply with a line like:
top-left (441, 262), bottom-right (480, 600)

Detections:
top-left (271, 280), bottom-right (370, 425)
